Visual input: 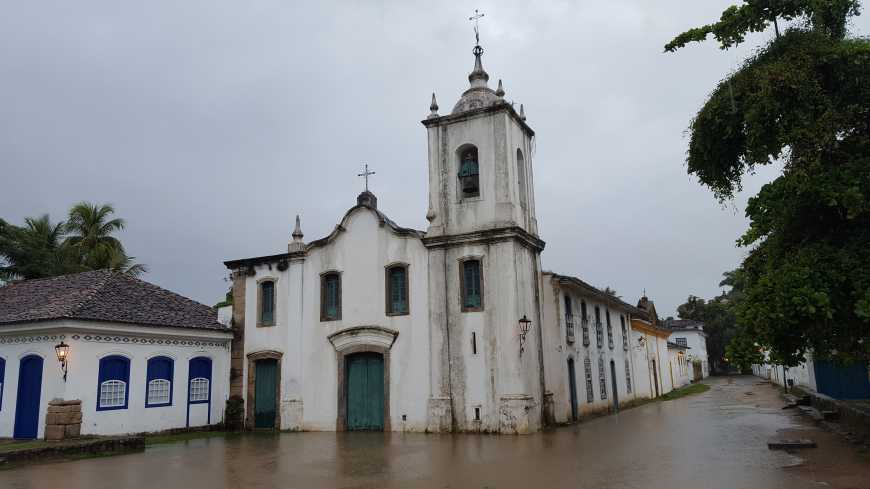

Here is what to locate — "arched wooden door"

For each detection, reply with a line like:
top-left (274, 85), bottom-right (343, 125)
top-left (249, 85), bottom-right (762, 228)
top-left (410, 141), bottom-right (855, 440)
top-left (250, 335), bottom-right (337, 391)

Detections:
top-left (14, 355), bottom-right (44, 439)
top-left (346, 352), bottom-right (384, 431)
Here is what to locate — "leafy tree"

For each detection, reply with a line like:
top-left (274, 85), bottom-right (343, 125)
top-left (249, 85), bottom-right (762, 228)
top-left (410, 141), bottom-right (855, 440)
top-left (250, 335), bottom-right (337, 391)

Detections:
top-left (0, 202), bottom-right (146, 281)
top-left (725, 327), bottom-right (765, 373)
top-left (666, 1), bottom-right (870, 366)
top-left (65, 202), bottom-right (146, 276)
top-left (0, 215), bottom-right (80, 281)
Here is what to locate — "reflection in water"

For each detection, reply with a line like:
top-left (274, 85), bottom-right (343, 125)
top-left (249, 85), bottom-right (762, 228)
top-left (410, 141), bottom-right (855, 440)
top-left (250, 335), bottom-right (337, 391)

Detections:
top-left (1, 377), bottom-right (867, 489)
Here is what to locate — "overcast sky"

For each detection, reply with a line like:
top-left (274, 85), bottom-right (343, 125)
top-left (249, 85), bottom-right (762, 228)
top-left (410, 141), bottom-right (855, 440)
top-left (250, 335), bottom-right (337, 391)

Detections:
top-left (3, 1), bottom-right (867, 317)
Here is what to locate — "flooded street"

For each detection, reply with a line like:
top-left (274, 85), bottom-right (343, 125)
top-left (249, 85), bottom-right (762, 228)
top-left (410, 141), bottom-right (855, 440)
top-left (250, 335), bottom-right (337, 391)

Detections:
top-left (2, 376), bottom-right (868, 489)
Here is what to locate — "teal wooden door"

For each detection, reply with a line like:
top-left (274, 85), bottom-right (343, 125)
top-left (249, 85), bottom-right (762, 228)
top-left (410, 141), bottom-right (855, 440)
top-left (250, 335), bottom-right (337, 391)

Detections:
top-left (346, 353), bottom-right (385, 431)
top-left (254, 359), bottom-right (277, 429)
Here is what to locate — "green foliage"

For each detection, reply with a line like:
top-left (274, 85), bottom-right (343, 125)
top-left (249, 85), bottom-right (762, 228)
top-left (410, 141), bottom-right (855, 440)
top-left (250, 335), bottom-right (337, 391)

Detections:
top-left (667, 1), bottom-right (870, 366)
top-left (665, 0), bottom-right (860, 52)
top-left (725, 328), bottom-right (766, 372)
top-left (0, 202), bottom-right (146, 281)
top-left (660, 383), bottom-right (711, 400)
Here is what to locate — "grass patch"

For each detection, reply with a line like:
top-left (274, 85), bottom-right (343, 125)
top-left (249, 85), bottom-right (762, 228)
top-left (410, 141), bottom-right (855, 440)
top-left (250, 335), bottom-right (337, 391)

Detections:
top-left (661, 383), bottom-right (711, 401)
top-left (144, 430), bottom-right (231, 446)
top-left (0, 440), bottom-right (48, 453)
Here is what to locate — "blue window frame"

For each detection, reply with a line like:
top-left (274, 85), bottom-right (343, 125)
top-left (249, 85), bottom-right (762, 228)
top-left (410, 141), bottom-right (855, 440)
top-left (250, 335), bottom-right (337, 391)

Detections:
top-left (145, 356), bottom-right (174, 407)
top-left (97, 355), bottom-right (130, 411)
top-left (0, 357), bottom-right (5, 411)
top-left (188, 357), bottom-right (212, 405)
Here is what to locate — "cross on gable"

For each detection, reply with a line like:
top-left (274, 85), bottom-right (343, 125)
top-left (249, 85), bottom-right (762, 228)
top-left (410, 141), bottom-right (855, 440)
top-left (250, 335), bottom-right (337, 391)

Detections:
top-left (357, 163), bottom-right (376, 192)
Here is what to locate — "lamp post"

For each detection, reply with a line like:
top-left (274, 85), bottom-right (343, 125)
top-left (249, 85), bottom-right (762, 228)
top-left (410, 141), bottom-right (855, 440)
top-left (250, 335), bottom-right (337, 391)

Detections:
top-left (54, 341), bottom-right (69, 382)
top-left (518, 315), bottom-right (532, 356)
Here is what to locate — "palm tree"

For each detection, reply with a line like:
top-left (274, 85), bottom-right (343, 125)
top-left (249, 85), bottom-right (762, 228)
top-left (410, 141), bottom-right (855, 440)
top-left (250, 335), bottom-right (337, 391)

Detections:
top-left (0, 215), bottom-right (79, 281)
top-left (65, 202), bottom-right (146, 276)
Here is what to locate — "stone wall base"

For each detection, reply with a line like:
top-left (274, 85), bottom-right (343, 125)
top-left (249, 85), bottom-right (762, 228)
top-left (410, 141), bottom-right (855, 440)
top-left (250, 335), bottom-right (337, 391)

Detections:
top-left (499, 394), bottom-right (539, 434)
top-left (44, 399), bottom-right (82, 442)
top-left (426, 397), bottom-right (453, 433)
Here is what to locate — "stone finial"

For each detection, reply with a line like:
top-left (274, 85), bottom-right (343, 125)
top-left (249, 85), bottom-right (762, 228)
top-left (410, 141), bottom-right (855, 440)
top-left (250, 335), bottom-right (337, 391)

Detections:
top-left (357, 190), bottom-right (378, 209)
top-left (519, 103), bottom-right (526, 121)
top-left (426, 203), bottom-right (436, 222)
top-left (496, 79), bottom-right (505, 98)
top-left (428, 92), bottom-right (439, 118)
top-left (468, 45), bottom-right (490, 88)
top-left (288, 215), bottom-right (305, 253)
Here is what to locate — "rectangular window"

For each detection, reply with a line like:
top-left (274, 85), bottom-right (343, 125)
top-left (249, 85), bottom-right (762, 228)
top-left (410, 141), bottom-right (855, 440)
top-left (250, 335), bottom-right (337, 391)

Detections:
top-left (625, 358), bottom-right (632, 393)
top-left (148, 380), bottom-right (171, 405)
top-left (584, 358), bottom-right (594, 403)
top-left (595, 306), bottom-right (603, 348)
top-left (321, 272), bottom-right (342, 321)
top-left (564, 295), bottom-right (575, 344)
top-left (598, 358), bottom-right (607, 400)
top-left (386, 265), bottom-right (409, 315)
top-left (581, 301), bottom-right (590, 346)
top-left (260, 280), bottom-right (275, 326)
top-left (461, 260), bottom-right (483, 311)
top-left (100, 380), bottom-right (126, 408)
top-left (189, 378), bottom-right (210, 402)
top-left (675, 337), bottom-right (687, 347)
top-left (606, 309), bottom-right (614, 349)
top-left (620, 315), bottom-right (628, 350)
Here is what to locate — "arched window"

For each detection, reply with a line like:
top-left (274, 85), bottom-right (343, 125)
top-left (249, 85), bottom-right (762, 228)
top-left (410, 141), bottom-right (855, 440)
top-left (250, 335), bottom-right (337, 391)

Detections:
top-left (385, 264), bottom-right (409, 315)
top-left (0, 357), bottom-right (5, 411)
top-left (461, 259), bottom-right (483, 311)
top-left (458, 146), bottom-right (480, 198)
top-left (259, 280), bottom-right (276, 326)
top-left (145, 356), bottom-right (173, 407)
top-left (516, 148), bottom-right (528, 210)
top-left (97, 355), bottom-right (130, 410)
top-left (188, 357), bottom-right (212, 404)
top-left (320, 272), bottom-right (341, 321)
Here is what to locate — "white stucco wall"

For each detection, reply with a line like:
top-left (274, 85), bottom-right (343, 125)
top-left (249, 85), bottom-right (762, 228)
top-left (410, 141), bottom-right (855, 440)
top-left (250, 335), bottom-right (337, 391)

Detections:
top-left (752, 352), bottom-right (817, 391)
top-left (240, 207), bottom-right (432, 432)
top-left (541, 275), bottom-right (637, 424)
top-left (0, 320), bottom-right (231, 438)
top-left (667, 347), bottom-right (691, 389)
top-left (669, 329), bottom-right (709, 379)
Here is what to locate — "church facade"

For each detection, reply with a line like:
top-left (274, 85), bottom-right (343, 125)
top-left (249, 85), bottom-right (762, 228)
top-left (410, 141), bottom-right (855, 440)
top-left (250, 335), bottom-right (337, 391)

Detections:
top-left (223, 43), bottom-right (647, 434)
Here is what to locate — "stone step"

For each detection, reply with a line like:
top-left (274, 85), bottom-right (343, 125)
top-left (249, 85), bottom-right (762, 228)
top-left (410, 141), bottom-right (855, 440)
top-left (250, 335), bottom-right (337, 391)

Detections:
top-left (798, 405), bottom-right (824, 421)
top-left (768, 439), bottom-right (817, 450)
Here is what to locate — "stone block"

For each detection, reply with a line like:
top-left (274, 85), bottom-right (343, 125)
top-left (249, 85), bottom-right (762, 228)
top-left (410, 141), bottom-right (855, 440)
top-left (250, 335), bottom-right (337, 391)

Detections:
top-left (64, 423), bottom-right (81, 438)
top-left (47, 404), bottom-right (82, 414)
top-left (44, 425), bottom-right (65, 442)
top-left (46, 412), bottom-right (82, 425)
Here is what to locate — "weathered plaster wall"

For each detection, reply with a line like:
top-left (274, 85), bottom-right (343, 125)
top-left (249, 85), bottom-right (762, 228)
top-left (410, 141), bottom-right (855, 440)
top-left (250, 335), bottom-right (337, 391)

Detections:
top-left (669, 330), bottom-right (709, 379)
top-left (0, 320), bottom-right (231, 438)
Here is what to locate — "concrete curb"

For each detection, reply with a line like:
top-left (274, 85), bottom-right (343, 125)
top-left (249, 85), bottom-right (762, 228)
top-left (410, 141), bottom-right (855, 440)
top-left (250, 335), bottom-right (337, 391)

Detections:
top-left (0, 436), bottom-right (145, 467)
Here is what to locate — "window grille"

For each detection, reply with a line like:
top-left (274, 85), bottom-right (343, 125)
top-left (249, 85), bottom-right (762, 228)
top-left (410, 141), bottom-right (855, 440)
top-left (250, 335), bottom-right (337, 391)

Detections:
top-left (584, 358), bottom-right (594, 403)
top-left (606, 310), bottom-right (614, 349)
top-left (387, 266), bottom-right (409, 314)
top-left (99, 380), bottom-right (126, 408)
top-left (625, 358), bottom-right (632, 393)
top-left (147, 379), bottom-right (171, 405)
top-left (621, 315), bottom-right (629, 350)
top-left (260, 281), bottom-right (275, 325)
top-left (598, 358), bottom-right (607, 400)
top-left (581, 301), bottom-right (590, 346)
top-left (462, 260), bottom-right (483, 310)
top-left (675, 337), bottom-right (687, 347)
top-left (189, 378), bottom-right (209, 402)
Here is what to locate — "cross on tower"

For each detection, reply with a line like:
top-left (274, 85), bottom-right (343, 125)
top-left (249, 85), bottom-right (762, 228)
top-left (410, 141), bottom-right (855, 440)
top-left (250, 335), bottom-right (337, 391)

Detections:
top-left (469, 9), bottom-right (484, 46)
top-left (357, 163), bottom-right (376, 192)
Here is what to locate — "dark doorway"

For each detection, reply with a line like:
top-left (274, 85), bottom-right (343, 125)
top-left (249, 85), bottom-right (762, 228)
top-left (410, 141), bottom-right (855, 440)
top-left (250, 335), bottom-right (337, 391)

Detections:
top-left (14, 355), bottom-right (44, 439)
top-left (652, 359), bottom-right (660, 397)
top-left (567, 358), bottom-right (578, 421)
top-left (346, 352), bottom-right (385, 431)
top-left (254, 359), bottom-right (278, 429)
top-left (610, 360), bottom-right (619, 411)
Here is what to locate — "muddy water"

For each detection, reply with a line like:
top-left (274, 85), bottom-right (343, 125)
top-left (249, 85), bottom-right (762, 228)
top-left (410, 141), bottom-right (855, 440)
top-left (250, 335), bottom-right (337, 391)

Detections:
top-left (2, 377), bottom-right (869, 489)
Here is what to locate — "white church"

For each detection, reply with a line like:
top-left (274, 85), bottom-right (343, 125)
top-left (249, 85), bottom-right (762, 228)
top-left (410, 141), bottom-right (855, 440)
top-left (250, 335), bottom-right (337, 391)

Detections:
top-left (222, 41), bottom-right (657, 434)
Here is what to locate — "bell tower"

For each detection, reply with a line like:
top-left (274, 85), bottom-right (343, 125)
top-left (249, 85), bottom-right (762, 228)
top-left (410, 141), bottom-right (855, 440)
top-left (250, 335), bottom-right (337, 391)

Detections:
top-left (422, 44), bottom-right (538, 238)
top-left (422, 34), bottom-right (547, 434)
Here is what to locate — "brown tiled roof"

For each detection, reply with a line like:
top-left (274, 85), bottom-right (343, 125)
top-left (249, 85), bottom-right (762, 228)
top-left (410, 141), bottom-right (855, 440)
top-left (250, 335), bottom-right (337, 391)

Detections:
top-left (544, 272), bottom-right (646, 316)
top-left (0, 270), bottom-right (227, 331)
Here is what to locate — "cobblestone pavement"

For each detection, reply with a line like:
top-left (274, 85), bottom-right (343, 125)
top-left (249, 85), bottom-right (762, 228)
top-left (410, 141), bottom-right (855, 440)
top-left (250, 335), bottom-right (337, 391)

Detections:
top-left (2, 376), bottom-right (869, 489)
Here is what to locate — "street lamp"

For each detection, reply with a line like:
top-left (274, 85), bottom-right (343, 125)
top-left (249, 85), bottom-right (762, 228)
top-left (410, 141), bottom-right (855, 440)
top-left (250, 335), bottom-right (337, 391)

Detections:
top-left (518, 315), bottom-right (532, 356)
top-left (54, 341), bottom-right (69, 382)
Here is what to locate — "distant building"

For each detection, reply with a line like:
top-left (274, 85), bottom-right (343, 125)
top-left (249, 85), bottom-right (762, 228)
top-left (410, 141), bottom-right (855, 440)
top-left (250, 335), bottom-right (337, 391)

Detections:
top-left (753, 352), bottom-right (870, 399)
top-left (630, 296), bottom-right (676, 397)
top-left (667, 341), bottom-right (691, 389)
top-left (0, 270), bottom-right (232, 440)
top-left (665, 319), bottom-right (709, 380)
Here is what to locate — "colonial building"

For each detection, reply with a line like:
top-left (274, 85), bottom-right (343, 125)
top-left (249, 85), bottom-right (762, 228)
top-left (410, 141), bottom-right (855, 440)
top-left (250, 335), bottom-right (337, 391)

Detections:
top-left (0, 270), bottom-right (232, 440)
top-left (222, 41), bottom-right (673, 434)
top-left (629, 296), bottom-right (675, 398)
top-left (665, 319), bottom-right (710, 380)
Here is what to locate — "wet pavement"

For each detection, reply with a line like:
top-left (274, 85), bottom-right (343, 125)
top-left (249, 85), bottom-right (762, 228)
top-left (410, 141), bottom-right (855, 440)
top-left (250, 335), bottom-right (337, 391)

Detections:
top-left (3, 376), bottom-right (869, 489)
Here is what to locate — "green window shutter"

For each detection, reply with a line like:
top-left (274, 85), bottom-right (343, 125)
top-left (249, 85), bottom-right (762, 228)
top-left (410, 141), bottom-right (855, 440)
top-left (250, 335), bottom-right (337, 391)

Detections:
top-left (261, 282), bottom-right (274, 324)
top-left (463, 261), bottom-right (481, 309)
top-left (390, 267), bottom-right (407, 313)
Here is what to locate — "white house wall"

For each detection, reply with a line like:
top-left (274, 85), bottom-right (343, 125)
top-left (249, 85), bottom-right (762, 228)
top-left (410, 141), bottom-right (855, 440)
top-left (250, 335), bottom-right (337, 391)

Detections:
top-left (0, 320), bottom-right (231, 438)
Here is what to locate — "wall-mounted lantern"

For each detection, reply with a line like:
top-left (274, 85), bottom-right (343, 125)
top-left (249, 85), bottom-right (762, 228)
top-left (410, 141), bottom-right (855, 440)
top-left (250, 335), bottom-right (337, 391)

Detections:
top-left (54, 341), bottom-right (69, 382)
top-left (518, 315), bottom-right (532, 355)
top-left (636, 336), bottom-right (646, 349)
